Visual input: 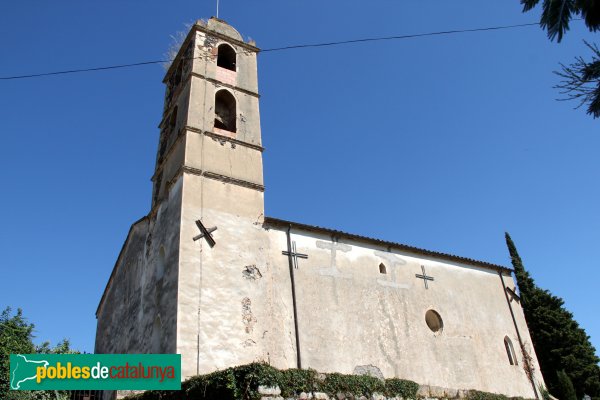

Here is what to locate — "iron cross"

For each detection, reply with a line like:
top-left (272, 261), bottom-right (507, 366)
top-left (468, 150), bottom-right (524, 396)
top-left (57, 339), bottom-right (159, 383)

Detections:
top-left (282, 241), bottom-right (308, 269)
top-left (415, 265), bottom-right (435, 289)
top-left (193, 220), bottom-right (217, 248)
top-left (506, 287), bottom-right (521, 303)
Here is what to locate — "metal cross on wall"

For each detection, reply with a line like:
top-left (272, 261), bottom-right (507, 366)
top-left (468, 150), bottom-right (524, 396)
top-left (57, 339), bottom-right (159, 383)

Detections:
top-left (282, 226), bottom-right (308, 369)
top-left (506, 287), bottom-right (521, 303)
top-left (415, 265), bottom-right (435, 289)
top-left (193, 220), bottom-right (217, 248)
top-left (282, 240), bottom-right (308, 269)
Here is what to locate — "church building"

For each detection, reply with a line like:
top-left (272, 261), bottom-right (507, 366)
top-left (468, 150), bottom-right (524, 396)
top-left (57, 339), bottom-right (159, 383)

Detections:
top-left (95, 18), bottom-right (545, 399)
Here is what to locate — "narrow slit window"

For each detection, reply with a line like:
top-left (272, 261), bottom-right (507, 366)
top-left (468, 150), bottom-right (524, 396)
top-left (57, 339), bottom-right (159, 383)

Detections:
top-left (151, 315), bottom-right (163, 353)
top-left (173, 61), bottom-right (183, 86)
top-left (156, 246), bottom-right (166, 281)
top-left (169, 106), bottom-right (178, 133)
top-left (504, 336), bottom-right (518, 365)
top-left (217, 44), bottom-right (236, 71)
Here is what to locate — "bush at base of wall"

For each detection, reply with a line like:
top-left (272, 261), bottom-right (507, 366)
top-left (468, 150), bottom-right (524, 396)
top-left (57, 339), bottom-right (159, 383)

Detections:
top-left (124, 362), bottom-right (533, 400)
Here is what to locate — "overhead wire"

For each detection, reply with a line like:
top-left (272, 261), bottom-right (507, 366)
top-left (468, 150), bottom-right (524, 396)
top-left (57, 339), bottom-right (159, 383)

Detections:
top-left (259, 21), bottom-right (542, 52)
top-left (0, 21), bottom-right (544, 81)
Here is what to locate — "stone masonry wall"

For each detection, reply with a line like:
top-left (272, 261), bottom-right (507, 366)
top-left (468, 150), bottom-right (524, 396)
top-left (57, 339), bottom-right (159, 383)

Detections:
top-left (258, 384), bottom-right (485, 400)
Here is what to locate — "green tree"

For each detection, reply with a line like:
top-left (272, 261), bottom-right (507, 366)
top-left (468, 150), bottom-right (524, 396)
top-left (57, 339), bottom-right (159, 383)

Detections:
top-left (520, 0), bottom-right (600, 118)
top-left (505, 233), bottom-right (600, 400)
top-left (0, 307), bottom-right (75, 400)
top-left (0, 307), bottom-right (35, 398)
top-left (557, 369), bottom-right (578, 400)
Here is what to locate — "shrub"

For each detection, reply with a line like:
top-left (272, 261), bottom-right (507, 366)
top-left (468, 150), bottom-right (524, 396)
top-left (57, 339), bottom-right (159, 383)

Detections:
top-left (384, 378), bottom-right (419, 399)
top-left (466, 390), bottom-right (510, 400)
top-left (122, 362), bottom-right (532, 400)
top-left (320, 372), bottom-right (385, 397)
top-left (279, 368), bottom-right (319, 397)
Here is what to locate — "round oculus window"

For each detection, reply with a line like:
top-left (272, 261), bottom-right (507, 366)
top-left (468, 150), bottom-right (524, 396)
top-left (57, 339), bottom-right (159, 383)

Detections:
top-left (425, 309), bottom-right (443, 334)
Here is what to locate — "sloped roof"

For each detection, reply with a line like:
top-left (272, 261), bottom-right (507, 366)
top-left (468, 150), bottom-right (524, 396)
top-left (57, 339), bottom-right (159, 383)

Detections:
top-left (265, 216), bottom-right (512, 273)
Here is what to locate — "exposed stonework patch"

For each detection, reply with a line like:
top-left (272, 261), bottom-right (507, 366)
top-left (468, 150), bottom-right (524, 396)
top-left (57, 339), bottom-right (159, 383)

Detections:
top-left (353, 365), bottom-right (384, 380)
top-left (258, 386), bottom-right (281, 396)
top-left (242, 297), bottom-right (257, 333)
top-left (202, 34), bottom-right (219, 51)
top-left (243, 264), bottom-right (263, 280)
top-left (259, 386), bottom-right (472, 400)
top-left (242, 339), bottom-right (256, 347)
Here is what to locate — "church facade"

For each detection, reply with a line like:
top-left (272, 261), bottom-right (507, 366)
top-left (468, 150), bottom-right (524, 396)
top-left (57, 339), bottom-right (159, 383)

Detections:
top-left (95, 18), bottom-right (545, 399)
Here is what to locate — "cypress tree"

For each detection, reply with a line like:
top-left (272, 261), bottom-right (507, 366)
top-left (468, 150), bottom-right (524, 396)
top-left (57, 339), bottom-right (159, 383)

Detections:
top-left (505, 233), bottom-right (600, 400)
top-left (557, 369), bottom-right (578, 400)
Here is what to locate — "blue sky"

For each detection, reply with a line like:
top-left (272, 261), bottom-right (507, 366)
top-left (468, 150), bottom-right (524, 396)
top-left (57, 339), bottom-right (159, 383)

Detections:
top-left (1, 0), bottom-right (598, 362)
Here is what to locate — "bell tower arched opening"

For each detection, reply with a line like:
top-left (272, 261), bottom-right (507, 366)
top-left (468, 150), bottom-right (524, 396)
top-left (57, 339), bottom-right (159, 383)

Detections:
top-left (217, 43), bottom-right (236, 71)
top-left (214, 89), bottom-right (237, 133)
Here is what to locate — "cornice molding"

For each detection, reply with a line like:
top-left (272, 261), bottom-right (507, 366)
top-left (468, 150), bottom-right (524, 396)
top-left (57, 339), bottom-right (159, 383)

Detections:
top-left (187, 126), bottom-right (264, 152)
top-left (193, 24), bottom-right (260, 53)
top-left (182, 165), bottom-right (265, 192)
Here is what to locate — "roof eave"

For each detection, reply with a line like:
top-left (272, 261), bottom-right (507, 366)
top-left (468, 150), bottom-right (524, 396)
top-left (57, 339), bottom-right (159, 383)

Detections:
top-left (264, 216), bottom-right (512, 274)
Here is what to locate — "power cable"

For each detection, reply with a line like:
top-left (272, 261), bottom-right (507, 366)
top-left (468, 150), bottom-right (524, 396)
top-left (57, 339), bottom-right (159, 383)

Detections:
top-left (259, 21), bottom-right (542, 52)
top-left (0, 21), bottom-right (543, 81)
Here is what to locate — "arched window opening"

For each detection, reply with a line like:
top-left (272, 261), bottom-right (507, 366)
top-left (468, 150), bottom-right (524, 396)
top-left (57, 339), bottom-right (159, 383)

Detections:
top-left (214, 90), bottom-right (236, 132)
top-left (379, 263), bottom-right (386, 274)
top-left (217, 44), bottom-right (236, 71)
top-left (504, 336), bottom-right (518, 365)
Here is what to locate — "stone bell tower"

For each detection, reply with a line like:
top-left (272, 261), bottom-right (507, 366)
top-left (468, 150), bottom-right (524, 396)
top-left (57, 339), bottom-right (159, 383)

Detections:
top-left (154, 18), bottom-right (272, 378)
top-left (95, 18), bottom-right (271, 387)
top-left (153, 17), bottom-right (264, 213)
